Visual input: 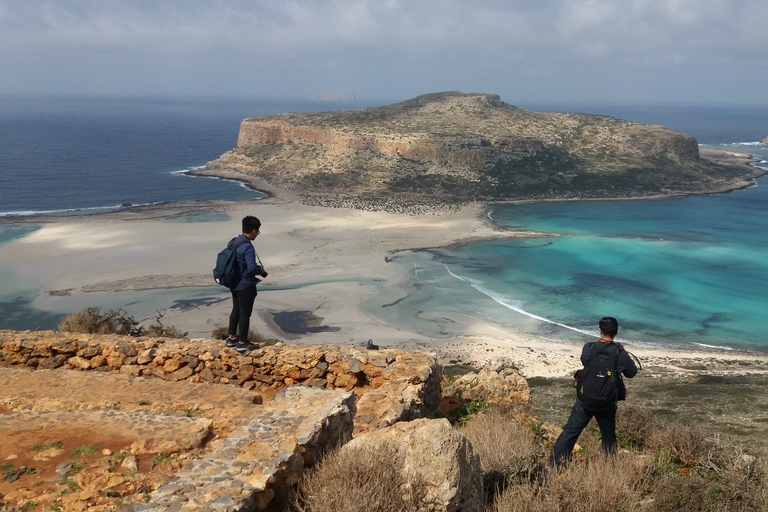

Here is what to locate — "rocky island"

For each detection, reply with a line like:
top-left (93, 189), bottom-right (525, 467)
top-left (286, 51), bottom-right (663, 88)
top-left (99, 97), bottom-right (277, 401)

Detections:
top-left (200, 91), bottom-right (762, 210)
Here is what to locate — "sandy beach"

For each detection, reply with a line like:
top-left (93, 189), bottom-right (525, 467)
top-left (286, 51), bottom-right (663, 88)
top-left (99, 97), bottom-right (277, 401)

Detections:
top-left (2, 197), bottom-right (768, 379)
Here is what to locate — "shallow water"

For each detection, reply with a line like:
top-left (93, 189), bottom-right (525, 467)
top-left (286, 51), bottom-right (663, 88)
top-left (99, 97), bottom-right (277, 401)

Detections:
top-left (363, 151), bottom-right (768, 352)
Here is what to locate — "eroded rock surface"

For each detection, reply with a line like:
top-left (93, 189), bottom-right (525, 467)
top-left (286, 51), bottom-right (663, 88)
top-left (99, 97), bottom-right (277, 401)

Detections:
top-left (444, 357), bottom-right (531, 406)
top-left (345, 418), bottom-right (484, 512)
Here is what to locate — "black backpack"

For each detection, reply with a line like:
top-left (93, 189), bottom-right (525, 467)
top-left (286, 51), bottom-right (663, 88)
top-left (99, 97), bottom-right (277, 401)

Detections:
top-left (213, 238), bottom-right (249, 288)
top-left (575, 341), bottom-right (624, 412)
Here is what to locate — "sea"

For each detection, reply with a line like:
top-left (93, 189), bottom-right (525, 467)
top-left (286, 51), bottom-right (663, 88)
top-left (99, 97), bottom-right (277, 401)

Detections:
top-left (1, 97), bottom-right (767, 352)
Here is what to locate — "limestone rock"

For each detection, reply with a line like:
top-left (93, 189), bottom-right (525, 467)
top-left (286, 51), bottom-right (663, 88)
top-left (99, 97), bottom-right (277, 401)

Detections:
top-left (203, 91), bottom-right (760, 208)
top-left (762, 135), bottom-right (768, 144)
top-left (444, 357), bottom-right (531, 406)
top-left (344, 418), bottom-right (483, 512)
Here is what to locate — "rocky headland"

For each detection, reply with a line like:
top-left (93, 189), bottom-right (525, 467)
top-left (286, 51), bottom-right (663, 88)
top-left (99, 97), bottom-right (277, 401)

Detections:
top-left (200, 91), bottom-right (764, 211)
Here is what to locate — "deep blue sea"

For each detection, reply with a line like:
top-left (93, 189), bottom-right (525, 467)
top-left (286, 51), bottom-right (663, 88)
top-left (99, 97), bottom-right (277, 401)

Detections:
top-left (1, 97), bottom-right (767, 352)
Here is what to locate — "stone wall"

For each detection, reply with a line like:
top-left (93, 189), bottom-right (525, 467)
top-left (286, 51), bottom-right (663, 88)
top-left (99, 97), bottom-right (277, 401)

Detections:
top-left (0, 330), bottom-right (444, 511)
top-left (0, 330), bottom-right (443, 434)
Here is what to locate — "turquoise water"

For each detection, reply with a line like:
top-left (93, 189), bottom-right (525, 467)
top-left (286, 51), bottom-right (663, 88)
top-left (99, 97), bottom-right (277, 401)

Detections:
top-left (364, 145), bottom-right (768, 352)
top-left (2, 99), bottom-right (767, 347)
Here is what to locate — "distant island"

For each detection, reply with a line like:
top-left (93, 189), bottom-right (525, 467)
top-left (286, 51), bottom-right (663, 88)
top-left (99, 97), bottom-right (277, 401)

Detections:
top-left (310, 89), bottom-right (358, 101)
top-left (201, 91), bottom-right (763, 209)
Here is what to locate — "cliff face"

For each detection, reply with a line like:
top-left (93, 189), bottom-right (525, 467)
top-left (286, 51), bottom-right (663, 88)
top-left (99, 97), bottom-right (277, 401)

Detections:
top-left (206, 91), bottom-right (759, 203)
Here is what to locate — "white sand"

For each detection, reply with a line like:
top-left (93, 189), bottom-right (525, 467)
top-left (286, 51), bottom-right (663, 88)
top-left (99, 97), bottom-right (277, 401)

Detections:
top-left (2, 198), bottom-right (767, 378)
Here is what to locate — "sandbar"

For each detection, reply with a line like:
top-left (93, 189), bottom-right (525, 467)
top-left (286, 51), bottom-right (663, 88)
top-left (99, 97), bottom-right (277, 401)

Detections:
top-left (1, 197), bottom-right (767, 379)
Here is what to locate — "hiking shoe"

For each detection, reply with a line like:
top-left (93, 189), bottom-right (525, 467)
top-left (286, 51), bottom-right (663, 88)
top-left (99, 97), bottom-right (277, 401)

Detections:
top-left (236, 342), bottom-right (260, 353)
top-left (225, 338), bottom-right (238, 348)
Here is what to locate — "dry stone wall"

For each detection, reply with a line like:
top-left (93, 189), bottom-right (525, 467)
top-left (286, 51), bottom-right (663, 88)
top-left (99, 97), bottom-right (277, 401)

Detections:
top-left (0, 330), bottom-right (443, 434)
top-left (0, 330), bottom-right (444, 511)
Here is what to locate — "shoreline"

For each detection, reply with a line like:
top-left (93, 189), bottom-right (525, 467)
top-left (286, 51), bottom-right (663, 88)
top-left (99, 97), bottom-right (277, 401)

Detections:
top-left (2, 148), bottom-right (762, 226)
top-left (2, 193), bottom-right (768, 379)
top-left (1, 147), bottom-right (767, 377)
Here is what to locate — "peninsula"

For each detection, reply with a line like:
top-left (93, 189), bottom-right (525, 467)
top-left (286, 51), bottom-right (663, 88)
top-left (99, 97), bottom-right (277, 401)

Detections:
top-left (199, 91), bottom-right (762, 210)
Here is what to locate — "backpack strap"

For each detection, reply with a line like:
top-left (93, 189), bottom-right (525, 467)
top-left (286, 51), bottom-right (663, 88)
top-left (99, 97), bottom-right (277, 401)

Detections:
top-left (228, 237), bottom-right (250, 249)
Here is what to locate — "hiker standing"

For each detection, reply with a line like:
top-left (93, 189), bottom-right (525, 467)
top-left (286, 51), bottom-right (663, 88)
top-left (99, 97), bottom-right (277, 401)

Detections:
top-left (549, 317), bottom-right (638, 468)
top-left (225, 215), bottom-right (267, 353)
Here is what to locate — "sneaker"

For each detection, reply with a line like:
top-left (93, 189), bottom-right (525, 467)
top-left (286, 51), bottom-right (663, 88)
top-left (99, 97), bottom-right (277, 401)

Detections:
top-left (236, 342), bottom-right (260, 353)
top-left (225, 337), bottom-right (238, 348)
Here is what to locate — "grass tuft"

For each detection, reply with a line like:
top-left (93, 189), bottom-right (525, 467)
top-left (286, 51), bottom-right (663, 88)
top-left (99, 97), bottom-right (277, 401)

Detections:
top-left (70, 444), bottom-right (100, 458)
top-left (293, 442), bottom-right (427, 512)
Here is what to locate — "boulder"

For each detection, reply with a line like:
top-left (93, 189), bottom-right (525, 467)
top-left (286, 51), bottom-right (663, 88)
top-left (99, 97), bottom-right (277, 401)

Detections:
top-left (444, 357), bottom-right (531, 406)
top-left (343, 418), bottom-right (483, 511)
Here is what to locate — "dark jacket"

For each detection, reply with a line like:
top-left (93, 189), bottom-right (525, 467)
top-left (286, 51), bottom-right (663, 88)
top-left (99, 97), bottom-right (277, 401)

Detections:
top-left (581, 340), bottom-right (638, 377)
top-left (581, 340), bottom-right (638, 400)
top-left (231, 234), bottom-right (264, 292)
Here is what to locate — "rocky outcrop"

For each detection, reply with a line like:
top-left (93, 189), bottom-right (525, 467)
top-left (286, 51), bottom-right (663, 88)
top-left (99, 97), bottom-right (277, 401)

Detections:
top-left (205, 91), bottom-right (763, 207)
top-left (444, 357), bottom-right (531, 406)
top-left (344, 418), bottom-right (484, 512)
top-left (146, 386), bottom-right (356, 512)
top-left (762, 135), bottom-right (768, 143)
top-left (0, 364), bottom-right (356, 512)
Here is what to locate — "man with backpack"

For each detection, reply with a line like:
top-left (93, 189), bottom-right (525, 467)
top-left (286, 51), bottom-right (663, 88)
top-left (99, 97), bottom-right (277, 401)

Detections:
top-left (549, 317), bottom-right (638, 468)
top-left (216, 215), bottom-right (267, 353)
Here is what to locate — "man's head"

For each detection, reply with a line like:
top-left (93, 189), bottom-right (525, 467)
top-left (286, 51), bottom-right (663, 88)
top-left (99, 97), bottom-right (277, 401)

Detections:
top-left (242, 216), bottom-right (261, 239)
top-left (599, 317), bottom-right (619, 338)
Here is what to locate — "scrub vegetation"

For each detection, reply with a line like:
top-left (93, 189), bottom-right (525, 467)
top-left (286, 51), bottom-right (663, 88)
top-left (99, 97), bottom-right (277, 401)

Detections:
top-left (58, 307), bottom-right (187, 339)
top-left (293, 404), bottom-right (768, 511)
top-left (294, 364), bottom-right (768, 512)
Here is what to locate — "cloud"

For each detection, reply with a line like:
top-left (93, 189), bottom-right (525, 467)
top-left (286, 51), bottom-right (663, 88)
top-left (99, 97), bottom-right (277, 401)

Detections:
top-left (0, 0), bottom-right (766, 103)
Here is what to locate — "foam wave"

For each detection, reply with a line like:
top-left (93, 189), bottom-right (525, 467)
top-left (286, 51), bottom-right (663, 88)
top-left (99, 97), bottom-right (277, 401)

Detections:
top-left (692, 342), bottom-right (736, 351)
top-left (0, 202), bottom-right (160, 218)
top-left (444, 265), bottom-right (596, 337)
top-left (174, 167), bottom-right (259, 191)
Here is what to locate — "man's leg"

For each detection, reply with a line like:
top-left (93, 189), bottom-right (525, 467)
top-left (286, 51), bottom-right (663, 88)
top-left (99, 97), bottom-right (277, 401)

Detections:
top-left (594, 403), bottom-right (618, 456)
top-left (235, 287), bottom-right (258, 343)
top-left (228, 290), bottom-right (241, 338)
top-left (549, 400), bottom-right (593, 468)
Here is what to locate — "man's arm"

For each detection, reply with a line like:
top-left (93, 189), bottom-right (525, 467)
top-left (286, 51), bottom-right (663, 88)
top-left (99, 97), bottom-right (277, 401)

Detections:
top-left (242, 243), bottom-right (263, 278)
top-left (617, 348), bottom-right (638, 378)
top-left (580, 342), bottom-right (593, 366)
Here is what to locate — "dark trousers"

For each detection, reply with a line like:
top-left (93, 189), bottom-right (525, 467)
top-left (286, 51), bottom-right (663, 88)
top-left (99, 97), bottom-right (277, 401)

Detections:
top-left (549, 400), bottom-right (617, 468)
top-left (228, 287), bottom-right (257, 342)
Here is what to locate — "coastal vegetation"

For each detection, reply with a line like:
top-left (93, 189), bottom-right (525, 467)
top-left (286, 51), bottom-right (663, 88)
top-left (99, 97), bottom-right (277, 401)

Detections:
top-left (293, 403), bottom-right (768, 511)
top-left (58, 307), bottom-right (188, 339)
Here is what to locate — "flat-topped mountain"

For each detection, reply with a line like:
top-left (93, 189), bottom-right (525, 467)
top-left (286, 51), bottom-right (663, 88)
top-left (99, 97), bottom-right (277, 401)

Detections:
top-left (205, 92), bottom-right (761, 205)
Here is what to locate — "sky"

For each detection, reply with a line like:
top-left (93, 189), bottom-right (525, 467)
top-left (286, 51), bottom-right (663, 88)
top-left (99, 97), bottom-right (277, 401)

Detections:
top-left (1, 0), bottom-right (767, 106)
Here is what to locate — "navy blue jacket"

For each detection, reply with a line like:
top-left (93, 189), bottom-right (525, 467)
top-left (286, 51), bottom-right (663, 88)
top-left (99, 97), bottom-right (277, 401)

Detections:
top-left (231, 234), bottom-right (264, 292)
